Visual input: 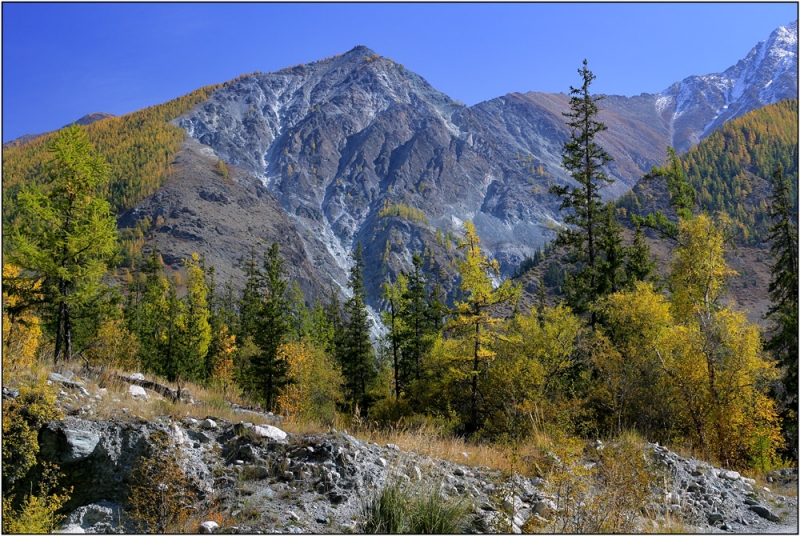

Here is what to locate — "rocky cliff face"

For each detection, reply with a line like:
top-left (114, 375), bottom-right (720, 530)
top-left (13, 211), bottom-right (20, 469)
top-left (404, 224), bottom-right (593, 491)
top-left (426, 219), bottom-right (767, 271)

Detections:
top-left (170, 23), bottom-right (796, 310)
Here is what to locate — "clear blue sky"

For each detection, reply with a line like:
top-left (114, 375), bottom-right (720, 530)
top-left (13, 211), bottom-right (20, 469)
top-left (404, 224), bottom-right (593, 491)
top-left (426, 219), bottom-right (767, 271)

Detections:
top-left (2, 2), bottom-right (797, 143)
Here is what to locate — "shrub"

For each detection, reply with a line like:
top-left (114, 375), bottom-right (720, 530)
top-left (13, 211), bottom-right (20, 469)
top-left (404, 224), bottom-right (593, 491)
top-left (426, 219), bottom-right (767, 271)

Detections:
top-left (2, 462), bottom-right (72, 534)
top-left (126, 430), bottom-right (199, 533)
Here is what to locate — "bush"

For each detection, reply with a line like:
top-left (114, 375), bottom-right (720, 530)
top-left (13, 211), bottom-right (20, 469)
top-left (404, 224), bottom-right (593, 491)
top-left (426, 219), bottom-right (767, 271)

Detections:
top-left (126, 430), bottom-right (199, 533)
top-left (2, 462), bottom-right (72, 534)
top-left (532, 436), bottom-right (664, 533)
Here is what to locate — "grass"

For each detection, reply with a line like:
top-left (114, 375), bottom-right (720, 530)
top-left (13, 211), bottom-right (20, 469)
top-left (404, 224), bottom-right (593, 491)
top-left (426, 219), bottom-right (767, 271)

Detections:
top-left (360, 478), bottom-right (473, 534)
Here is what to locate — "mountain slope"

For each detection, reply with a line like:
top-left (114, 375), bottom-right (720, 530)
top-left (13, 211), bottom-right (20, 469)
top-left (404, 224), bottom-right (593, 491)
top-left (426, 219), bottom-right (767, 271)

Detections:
top-left (174, 23), bottom-right (796, 307)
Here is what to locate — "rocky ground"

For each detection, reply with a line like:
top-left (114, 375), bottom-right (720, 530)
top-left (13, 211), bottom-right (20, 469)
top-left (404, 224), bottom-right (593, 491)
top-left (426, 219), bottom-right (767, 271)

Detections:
top-left (6, 371), bottom-right (797, 534)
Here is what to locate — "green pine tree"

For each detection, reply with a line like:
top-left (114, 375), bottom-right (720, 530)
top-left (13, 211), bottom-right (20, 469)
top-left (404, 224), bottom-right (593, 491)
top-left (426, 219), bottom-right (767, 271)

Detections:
top-left (250, 242), bottom-right (290, 411)
top-left (549, 60), bottom-right (614, 328)
top-left (765, 164), bottom-right (799, 453)
top-left (337, 241), bottom-right (377, 413)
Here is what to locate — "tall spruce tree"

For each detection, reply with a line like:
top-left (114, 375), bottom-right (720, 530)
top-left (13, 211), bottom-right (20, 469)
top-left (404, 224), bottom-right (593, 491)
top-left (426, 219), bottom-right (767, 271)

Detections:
top-left (250, 242), bottom-right (290, 411)
top-left (549, 60), bottom-right (615, 328)
top-left (8, 125), bottom-right (119, 362)
top-left (398, 253), bottom-right (442, 387)
top-left (765, 164), bottom-right (799, 454)
top-left (338, 241), bottom-right (377, 412)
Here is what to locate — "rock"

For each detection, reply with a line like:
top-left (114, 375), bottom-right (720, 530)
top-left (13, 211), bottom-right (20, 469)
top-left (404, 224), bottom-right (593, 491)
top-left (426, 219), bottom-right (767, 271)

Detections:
top-left (288, 511), bottom-right (300, 522)
top-left (532, 499), bottom-right (556, 519)
top-left (128, 385), bottom-right (148, 399)
top-left (201, 418), bottom-right (217, 429)
top-left (376, 457), bottom-right (388, 467)
top-left (62, 501), bottom-right (124, 533)
top-left (49, 372), bottom-right (86, 389)
top-left (56, 525), bottom-right (86, 533)
top-left (199, 520), bottom-right (219, 533)
top-left (708, 512), bottom-right (724, 524)
top-left (386, 443), bottom-right (400, 451)
top-left (749, 504), bottom-right (780, 522)
top-left (129, 373), bottom-right (146, 380)
top-left (61, 429), bottom-right (101, 463)
top-left (252, 424), bottom-right (287, 441)
top-left (719, 470), bottom-right (740, 481)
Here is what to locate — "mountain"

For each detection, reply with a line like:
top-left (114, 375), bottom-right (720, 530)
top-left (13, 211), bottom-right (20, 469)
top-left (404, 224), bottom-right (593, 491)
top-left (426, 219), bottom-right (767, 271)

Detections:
top-left (2, 112), bottom-right (115, 149)
top-left (170, 23), bottom-right (796, 308)
top-left (4, 23), bottom-right (796, 317)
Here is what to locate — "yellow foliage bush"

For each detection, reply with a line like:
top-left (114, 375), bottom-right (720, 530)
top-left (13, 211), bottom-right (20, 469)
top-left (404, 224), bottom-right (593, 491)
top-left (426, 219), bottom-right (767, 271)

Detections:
top-left (276, 341), bottom-right (343, 426)
top-left (127, 430), bottom-right (199, 533)
top-left (2, 463), bottom-right (72, 534)
top-left (2, 263), bottom-right (42, 381)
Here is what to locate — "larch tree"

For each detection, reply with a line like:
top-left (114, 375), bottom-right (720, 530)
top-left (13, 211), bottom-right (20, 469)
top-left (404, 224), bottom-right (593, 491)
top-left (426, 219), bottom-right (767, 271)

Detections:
top-left (8, 125), bottom-right (119, 363)
top-left (448, 221), bottom-right (520, 434)
top-left (549, 60), bottom-right (615, 328)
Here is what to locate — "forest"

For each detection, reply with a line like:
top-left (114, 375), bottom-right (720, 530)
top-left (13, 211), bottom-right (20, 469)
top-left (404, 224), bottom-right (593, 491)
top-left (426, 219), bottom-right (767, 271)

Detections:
top-left (2, 65), bottom-right (797, 532)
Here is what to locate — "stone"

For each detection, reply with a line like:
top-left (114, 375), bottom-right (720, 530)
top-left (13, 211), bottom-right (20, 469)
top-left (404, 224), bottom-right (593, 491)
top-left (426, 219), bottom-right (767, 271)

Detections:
top-left (56, 525), bottom-right (86, 533)
top-left (128, 385), bottom-right (148, 399)
top-left (719, 470), bottom-right (740, 481)
top-left (62, 501), bottom-right (123, 533)
top-left (749, 504), bottom-right (780, 522)
top-left (199, 520), bottom-right (219, 533)
top-left (130, 373), bottom-right (145, 380)
top-left (201, 418), bottom-right (217, 429)
top-left (386, 443), bottom-right (400, 451)
top-left (62, 429), bottom-right (100, 463)
top-left (532, 499), bottom-right (556, 519)
top-left (288, 511), bottom-right (300, 522)
top-left (252, 424), bottom-right (287, 441)
top-left (707, 512), bottom-right (724, 524)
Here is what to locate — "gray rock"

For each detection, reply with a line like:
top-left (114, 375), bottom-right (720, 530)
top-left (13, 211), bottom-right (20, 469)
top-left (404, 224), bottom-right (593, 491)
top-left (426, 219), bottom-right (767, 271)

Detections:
top-left (252, 424), bottom-right (286, 441)
top-left (201, 418), bottom-right (217, 429)
top-left (199, 520), bottom-right (219, 534)
top-left (708, 512), bottom-right (724, 524)
top-left (62, 501), bottom-right (124, 533)
top-left (62, 429), bottom-right (101, 463)
top-left (129, 373), bottom-right (146, 381)
top-left (127, 385), bottom-right (148, 399)
top-left (749, 504), bottom-right (780, 522)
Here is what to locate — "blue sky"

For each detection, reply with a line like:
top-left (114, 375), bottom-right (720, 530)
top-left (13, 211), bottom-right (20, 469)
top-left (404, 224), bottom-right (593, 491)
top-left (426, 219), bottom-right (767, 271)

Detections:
top-left (2, 2), bottom-right (797, 143)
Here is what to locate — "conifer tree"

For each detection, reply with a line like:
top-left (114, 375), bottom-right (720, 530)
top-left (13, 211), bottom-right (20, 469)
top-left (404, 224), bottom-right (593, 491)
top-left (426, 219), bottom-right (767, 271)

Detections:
top-left (238, 246), bottom-right (263, 339)
top-left (398, 253), bottom-right (443, 387)
top-left (337, 241), bottom-right (377, 412)
top-left (250, 242), bottom-right (290, 411)
top-left (633, 146), bottom-right (696, 239)
top-left (8, 125), bottom-right (119, 362)
top-left (549, 60), bottom-right (614, 328)
top-left (596, 202), bottom-right (626, 297)
top-left (176, 254), bottom-right (212, 383)
top-left (625, 223), bottom-right (657, 287)
top-left (765, 164), bottom-right (798, 451)
top-left (381, 273), bottom-right (408, 399)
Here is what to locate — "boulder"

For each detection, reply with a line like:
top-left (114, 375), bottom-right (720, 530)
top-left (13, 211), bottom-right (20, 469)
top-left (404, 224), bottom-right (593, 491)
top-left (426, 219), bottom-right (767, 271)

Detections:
top-left (252, 424), bottom-right (286, 441)
top-left (61, 429), bottom-right (101, 463)
top-left (62, 501), bottom-right (124, 533)
top-left (128, 385), bottom-right (148, 399)
top-left (198, 520), bottom-right (219, 534)
top-left (750, 504), bottom-right (780, 522)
